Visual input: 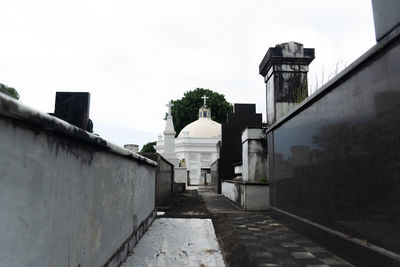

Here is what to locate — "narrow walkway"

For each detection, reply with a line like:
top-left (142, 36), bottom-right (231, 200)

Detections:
top-left (124, 188), bottom-right (352, 266)
top-left (198, 187), bottom-right (352, 267)
top-left (122, 218), bottom-right (224, 266)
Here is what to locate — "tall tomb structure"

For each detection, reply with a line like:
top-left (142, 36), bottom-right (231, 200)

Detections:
top-left (259, 42), bottom-right (314, 126)
top-left (155, 96), bottom-right (221, 185)
top-left (158, 101), bottom-right (179, 166)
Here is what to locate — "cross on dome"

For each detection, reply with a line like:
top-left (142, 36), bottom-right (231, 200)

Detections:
top-left (201, 95), bottom-right (209, 107)
top-left (166, 100), bottom-right (174, 115)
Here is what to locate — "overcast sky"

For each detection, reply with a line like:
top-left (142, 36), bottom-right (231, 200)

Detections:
top-left (0, 0), bottom-right (376, 149)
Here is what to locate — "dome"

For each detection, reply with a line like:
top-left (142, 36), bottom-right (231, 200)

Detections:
top-left (178, 117), bottom-right (221, 138)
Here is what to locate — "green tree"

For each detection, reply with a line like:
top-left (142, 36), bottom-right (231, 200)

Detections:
top-left (171, 88), bottom-right (232, 137)
top-left (0, 83), bottom-right (20, 100)
top-left (141, 141), bottom-right (156, 152)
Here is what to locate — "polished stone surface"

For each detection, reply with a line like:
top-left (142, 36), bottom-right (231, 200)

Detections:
top-left (54, 92), bottom-right (91, 130)
top-left (268, 29), bottom-right (400, 255)
top-left (218, 104), bottom-right (262, 192)
top-left (372, 0), bottom-right (400, 41)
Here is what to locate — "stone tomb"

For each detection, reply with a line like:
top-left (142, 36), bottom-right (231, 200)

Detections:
top-left (54, 92), bottom-right (92, 132)
top-left (216, 104), bottom-right (262, 192)
top-left (259, 42), bottom-right (314, 126)
top-left (156, 97), bottom-right (220, 185)
top-left (221, 128), bottom-right (270, 211)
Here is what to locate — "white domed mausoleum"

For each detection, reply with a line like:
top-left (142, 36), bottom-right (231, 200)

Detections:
top-left (155, 96), bottom-right (221, 185)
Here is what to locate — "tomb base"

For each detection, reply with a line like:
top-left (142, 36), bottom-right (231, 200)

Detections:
top-left (221, 180), bottom-right (270, 211)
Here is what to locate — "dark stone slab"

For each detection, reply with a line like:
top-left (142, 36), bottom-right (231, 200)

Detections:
top-left (266, 23), bottom-right (400, 264)
top-left (372, 0), bottom-right (400, 41)
top-left (218, 104), bottom-right (262, 193)
top-left (54, 92), bottom-right (91, 131)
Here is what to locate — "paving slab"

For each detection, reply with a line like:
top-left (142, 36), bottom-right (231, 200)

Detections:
top-left (198, 187), bottom-right (353, 267)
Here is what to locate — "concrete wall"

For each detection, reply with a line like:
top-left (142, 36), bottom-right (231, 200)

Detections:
top-left (173, 167), bottom-right (187, 193)
top-left (138, 153), bottom-right (173, 207)
top-left (221, 181), bottom-right (240, 205)
top-left (0, 94), bottom-right (157, 267)
top-left (240, 184), bottom-right (270, 211)
top-left (241, 128), bottom-right (268, 182)
top-left (210, 159), bottom-right (219, 186)
top-left (156, 157), bottom-right (173, 206)
top-left (174, 167), bottom-right (187, 184)
top-left (222, 181), bottom-right (269, 211)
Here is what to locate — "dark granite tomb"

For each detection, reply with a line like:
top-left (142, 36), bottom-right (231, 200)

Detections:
top-left (54, 92), bottom-right (92, 131)
top-left (262, 20), bottom-right (400, 267)
top-left (217, 103), bottom-right (262, 193)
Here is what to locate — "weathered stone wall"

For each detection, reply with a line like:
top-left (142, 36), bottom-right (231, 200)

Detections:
top-left (0, 94), bottom-right (157, 267)
top-left (210, 160), bottom-right (219, 186)
top-left (156, 156), bottom-right (173, 206)
top-left (138, 152), bottom-right (174, 207)
top-left (241, 128), bottom-right (268, 182)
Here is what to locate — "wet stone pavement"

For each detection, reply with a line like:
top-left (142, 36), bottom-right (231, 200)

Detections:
top-left (159, 187), bottom-right (352, 267)
top-left (226, 213), bottom-right (351, 267)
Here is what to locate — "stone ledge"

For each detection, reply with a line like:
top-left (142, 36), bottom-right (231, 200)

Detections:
top-left (221, 180), bottom-right (270, 186)
top-left (221, 181), bottom-right (270, 211)
top-left (0, 93), bottom-right (157, 167)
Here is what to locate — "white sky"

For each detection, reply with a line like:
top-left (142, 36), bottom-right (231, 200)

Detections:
top-left (0, 0), bottom-right (376, 149)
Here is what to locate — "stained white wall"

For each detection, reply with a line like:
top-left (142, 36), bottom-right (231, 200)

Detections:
top-left (0, 94), bottom-right (157, 267)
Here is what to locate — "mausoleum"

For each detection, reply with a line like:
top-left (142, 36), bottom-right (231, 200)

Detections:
top-left (155, 96), bottom-right (221, 185)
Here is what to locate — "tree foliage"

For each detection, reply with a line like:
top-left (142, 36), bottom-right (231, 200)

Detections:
top-left (141, 141), bottom-right (156, 152)
top-left (171, 88), bottom-right (232, 137)
top-left (0, 83), bottom-right (20, 100)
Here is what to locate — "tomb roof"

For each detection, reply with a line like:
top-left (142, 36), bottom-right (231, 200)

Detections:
top-left (177, 96), bottom-right (221, 138)
top-left (177, 116), bottom-right (221, 138)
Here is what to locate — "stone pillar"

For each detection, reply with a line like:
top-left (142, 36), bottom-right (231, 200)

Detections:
top-left (163, 116), bottom-right (176, 158)
top-left (241, 128), bottom-right (268, 182)
top-left (259, 42), bottom-right (314, 126)
top-left (372, 0), bottom-right (400, 41)
top-left (54, 92), bottom-right (92, 131)
top-left (162, 101), bottom-right (179, 167)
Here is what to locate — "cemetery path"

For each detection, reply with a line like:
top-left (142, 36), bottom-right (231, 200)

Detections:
top-left (124, 187), bottom-right (353, 267)
top-left (161, 189), bottom-right (209, 218)
top-left (197, 186), bottom-right (353, 267)
top-left (121, 218), bottom-right (225, 267)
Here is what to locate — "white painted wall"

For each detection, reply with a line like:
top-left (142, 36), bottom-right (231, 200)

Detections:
top-left (222, 181), bottom-right (270, 211)
top-left (221, 181), bottom-right (240, 205)
top-left (241, 184), bottom-right (270, 211)
top-left (175, 137), bottom-right (219, 185)
top-left (0, 94), bottom-right (157, 267)
top-left (174, 167), bottom-right (187, 184)
top-left (242, 128), bottom-right (268, 182)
